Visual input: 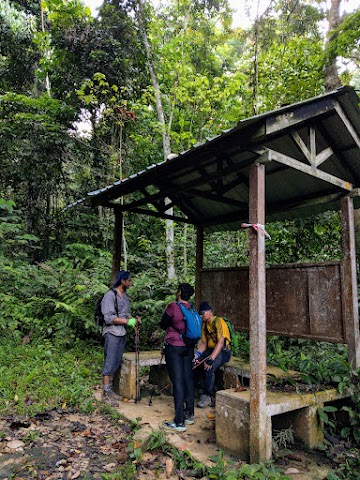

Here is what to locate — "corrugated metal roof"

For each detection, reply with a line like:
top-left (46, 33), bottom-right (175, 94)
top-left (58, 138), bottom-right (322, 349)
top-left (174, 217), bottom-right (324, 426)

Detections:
top-left (67, 86), bottom-right (360, 232)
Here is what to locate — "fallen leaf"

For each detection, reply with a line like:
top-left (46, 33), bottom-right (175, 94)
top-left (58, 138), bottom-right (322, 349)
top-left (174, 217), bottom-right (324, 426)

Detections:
top-left (234, 386), bottom-right (247, 392)
top-left (207, 412), bottom-right (215, 420)
top-left (284, 467), bottom-right (300, 474)
top-left (165, 458), bottom-right (173, 478)
top-left (103, 462), bottom-right (116, 472)
top-left (71, 471), bottom-right (81, 479)
top-left (7, 440), bottom-right (25, 449)
top-left (142, 452), bottom-right (156, 462)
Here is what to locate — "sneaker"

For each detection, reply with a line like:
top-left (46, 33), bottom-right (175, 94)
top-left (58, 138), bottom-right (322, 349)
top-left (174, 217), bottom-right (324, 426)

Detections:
top-left (162, 420), bottom-right (187, 432)
top-left (197, 394), bottom-right (212, 408)
top-left (102, 390), bottom-right (121, 404)
top-left (185, 415), bottom-right (195, 425)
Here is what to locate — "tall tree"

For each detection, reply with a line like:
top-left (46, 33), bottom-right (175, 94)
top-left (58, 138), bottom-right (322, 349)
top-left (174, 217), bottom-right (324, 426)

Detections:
top-left (324, 0), bottom-right (342, 90)
top-left (133, 0), bottom-right (241, 279)
top-left (0, 0), bottom-right (40, 93)
top-left (136, 0), bottom-right (177, 280)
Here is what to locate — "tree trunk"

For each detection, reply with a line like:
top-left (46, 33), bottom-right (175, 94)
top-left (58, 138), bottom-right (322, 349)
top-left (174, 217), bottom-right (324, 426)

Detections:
top-left (324, 0), bottom-right (342, 91)
top-left (137, 0), bottom-right (176, 280)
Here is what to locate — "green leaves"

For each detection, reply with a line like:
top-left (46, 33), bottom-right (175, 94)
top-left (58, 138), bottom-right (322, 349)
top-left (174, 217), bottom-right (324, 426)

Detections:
top-left (0, 337), bottom-right (102, 416)
top-left (325, 9), bottom-right (360, 66)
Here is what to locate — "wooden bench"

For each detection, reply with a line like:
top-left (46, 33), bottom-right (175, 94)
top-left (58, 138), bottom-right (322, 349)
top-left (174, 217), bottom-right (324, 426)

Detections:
top-left (113, 350), bottom-right (298, 400)
top-left (216, 388), bottom-right (351, 461)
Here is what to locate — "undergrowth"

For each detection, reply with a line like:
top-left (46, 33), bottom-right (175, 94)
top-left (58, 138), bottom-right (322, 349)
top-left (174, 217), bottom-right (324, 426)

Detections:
top-left (119, 429), bottom-right (292, 480)
top-left (0, 337), bottom-right (102, 416)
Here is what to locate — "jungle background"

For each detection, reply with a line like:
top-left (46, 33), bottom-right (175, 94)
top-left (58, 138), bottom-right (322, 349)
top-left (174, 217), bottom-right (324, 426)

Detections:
top-left (1, 0), bottom-right (360, 478)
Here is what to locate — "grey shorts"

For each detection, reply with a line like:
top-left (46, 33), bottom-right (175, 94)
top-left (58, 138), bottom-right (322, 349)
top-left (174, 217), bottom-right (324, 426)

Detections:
top-left (102, 333), bottom-right (126, 376)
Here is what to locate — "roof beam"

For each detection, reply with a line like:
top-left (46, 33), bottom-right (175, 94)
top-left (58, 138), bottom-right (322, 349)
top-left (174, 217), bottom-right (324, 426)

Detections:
top-left (335, 102), bottom-right (360, 149)
top-left (291, 127), bottom-right (334, 168)
top-left (268, 191), bottom-right (345, 214)
top-left (187, 188), bottom-right (247, 208)
top-left (264, 98), bottom-right (337, 136)
top-left (263, 148), bottom-right (353, 191)
top-left (96, 156), bottom-right (255, 210)
top-left (130, 208), bottom-right (194, 224)
top-left (200, 208), bottom-right (248, 228)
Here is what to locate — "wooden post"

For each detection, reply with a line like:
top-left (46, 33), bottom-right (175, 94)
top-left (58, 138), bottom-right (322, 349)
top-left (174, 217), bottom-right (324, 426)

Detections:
top-left (111, 207), bottom-right (123, 285)
top-left (195, 226), bottom-right (204, 309)
top-left (248, 163), bottom-right (268, 463)
top-left (340, 197), bottom-right (360, 370)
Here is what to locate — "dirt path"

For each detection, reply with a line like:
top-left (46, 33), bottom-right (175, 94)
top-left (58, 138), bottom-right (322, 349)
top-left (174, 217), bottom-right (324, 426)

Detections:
top-left (0, 386), bottom-right (340, 479)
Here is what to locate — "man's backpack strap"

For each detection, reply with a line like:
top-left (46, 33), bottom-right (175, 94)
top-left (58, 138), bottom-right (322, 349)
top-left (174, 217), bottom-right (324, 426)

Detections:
top-left (112, 289), bottom-right (119, 317)
top-left (204, 316), bottom-right (218, 343)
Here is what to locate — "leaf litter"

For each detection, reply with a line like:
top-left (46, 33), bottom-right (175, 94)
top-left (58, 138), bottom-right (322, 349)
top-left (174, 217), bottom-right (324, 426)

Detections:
top-left (0, 407), bottom-right (137, 479)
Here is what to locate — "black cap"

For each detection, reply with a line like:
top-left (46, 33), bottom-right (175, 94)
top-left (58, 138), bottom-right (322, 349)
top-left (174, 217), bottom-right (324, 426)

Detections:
top-left (199, 301), bottom-right (212, 314)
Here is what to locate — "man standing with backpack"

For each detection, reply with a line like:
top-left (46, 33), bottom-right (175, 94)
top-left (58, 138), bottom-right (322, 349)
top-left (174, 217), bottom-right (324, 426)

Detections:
top-left (101, 270), bottom-right (141, 403)
top-left (194, 302), bottom-right (231, 408)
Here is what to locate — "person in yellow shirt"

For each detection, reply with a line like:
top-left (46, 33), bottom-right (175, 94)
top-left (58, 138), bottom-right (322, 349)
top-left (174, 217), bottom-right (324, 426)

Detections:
top-left (194, 302), bottom-right (231, 408)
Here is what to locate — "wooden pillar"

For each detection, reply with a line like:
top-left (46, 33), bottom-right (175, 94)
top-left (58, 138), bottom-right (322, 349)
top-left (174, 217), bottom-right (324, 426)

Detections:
top-left (340, 197), bottom-right (360, 370)
top-left (248, 163), bottom-right (268, 463)
top-left (111, 207), bottom-right (123, 284)
top-left (195, 226), bottom-right (204, 309)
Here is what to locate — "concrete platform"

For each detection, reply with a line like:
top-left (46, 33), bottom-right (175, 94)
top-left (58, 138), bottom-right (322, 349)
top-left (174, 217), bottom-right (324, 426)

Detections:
top-left (216, 388), bottom-right (350, 461)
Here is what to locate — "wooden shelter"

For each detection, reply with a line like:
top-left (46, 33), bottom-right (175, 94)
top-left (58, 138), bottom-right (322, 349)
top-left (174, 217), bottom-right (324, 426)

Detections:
top-left (70, 86), bottom-right (360, 462)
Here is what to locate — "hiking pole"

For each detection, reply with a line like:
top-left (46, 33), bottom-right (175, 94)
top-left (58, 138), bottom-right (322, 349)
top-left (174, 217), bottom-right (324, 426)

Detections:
top-left (192, 355), bottom-right (210, 370)
top-left (148, 348), bottom-right (166, 406)
top-left (135, 324), bottom-right (140, 402)
top-left (148, 383), bottom-right (172, 406)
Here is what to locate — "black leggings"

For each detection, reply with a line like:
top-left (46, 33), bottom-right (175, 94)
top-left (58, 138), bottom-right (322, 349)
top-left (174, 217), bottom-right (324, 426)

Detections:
top-left (165, 344), bottom-right (194, 425)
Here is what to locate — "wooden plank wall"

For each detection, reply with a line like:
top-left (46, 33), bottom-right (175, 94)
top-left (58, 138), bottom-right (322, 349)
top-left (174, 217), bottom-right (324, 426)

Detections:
top-left (200, 261), bottom-right (345, 343)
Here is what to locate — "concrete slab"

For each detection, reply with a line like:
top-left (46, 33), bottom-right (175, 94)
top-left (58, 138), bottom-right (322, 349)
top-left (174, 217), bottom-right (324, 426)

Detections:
top-left (216, 388), bottom-right (351, 462)
top-left (114, 351), bottom-right (300, 399)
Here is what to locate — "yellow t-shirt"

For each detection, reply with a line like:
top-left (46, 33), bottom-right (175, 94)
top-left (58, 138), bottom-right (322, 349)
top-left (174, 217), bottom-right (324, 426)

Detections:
top-left (202, 316), bottom-right (231, 349)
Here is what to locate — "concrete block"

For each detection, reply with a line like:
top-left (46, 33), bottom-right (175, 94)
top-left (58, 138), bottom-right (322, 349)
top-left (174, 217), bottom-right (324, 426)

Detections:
top-left (149, 364), bottom-right (172, 393)
top-left (113, 357), bottom-right (137, 399)
top-left (216, 391), bottom-right (251, 459)
top-left (292, 404), bottom-right (324, 448)
top-left (113, 351), bottom-right (165, 400)
top-left (216, 388), bottom-right (349, 461)
top-left (215, 390), bottom-right (271, 461)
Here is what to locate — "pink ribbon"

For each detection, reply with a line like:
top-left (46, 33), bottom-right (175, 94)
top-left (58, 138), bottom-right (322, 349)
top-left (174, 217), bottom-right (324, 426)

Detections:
top-left (241, 223), bottom-right (271, 239)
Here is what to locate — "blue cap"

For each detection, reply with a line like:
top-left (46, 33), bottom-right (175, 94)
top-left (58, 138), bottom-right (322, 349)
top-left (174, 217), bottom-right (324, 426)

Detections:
top-left (113, 270), bottom-right (131, 288)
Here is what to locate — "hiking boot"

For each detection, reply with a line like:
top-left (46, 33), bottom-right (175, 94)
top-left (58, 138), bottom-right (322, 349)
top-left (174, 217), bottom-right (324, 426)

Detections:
top-left (197, 394), bottom-right (211, 408)
top-left (102, 390), bottom-right (121, 404)
top-left (185, 415), bottom-right (195, 425)
top-left (162, 420), bottom-right (187, 432)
